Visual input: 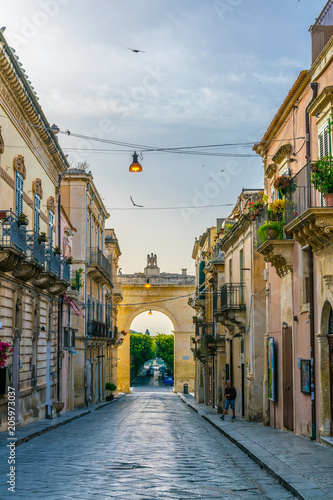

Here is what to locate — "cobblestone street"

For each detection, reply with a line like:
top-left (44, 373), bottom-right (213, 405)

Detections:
top-left (0, 374), bottom-right (294, 499)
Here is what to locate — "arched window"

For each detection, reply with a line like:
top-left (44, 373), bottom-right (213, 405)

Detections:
top-left (329, 307), bottom-right (333, 335)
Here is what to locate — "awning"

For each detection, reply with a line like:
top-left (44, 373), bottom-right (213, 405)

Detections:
top-left (63, 295), bottom-right (85, 317)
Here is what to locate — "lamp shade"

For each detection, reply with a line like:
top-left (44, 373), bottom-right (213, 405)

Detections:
top-left (129, 151), bottom-right (142, 172)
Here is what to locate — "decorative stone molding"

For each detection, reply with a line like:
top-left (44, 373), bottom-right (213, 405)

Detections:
top-left (257, 240), bottom-right (294, 278)
top-left (272, 144), bottom-right (292, 164)
top-left (0, 166), bottom-right (15, 188)
top-left (47, 196), bottom-right (55, 213)
top-left (32, 178), bottom-right (43, 199)
top-left (0, 126), bottom-right (4, 154)
top-left (13, 155), bottom-right (26, 179)
top-left (284, 208), bottom-right (333, 253)
top-left (265, 163), bottom-right (277, 179)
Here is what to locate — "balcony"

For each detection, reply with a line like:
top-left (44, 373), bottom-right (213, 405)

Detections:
top-left (32, 247), bottom-right (61, 291)
top-left (256, 206), bottom-right (294, 278)
top-left (214, 283), bottom-right (246, 332)
top-left (12, 231), bottom-right (46, 282)
top-left (87, 319), bottom-right (112, 339)
top-left (87, 247), bottom-right (112, 285)
top-left (284, 161), bottom-right (333, 253)
top-left (48, 259), bottom-right (71, 295)
top-left (0, 210), bottom-right (27, 272)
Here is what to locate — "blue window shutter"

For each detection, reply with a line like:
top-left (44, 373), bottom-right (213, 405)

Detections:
top-left (48, 210), bottom-right (54, 247)
top-left (34, 194), bottom-right (40, 234)
top-left (15, 173), bottom-right (23, 216)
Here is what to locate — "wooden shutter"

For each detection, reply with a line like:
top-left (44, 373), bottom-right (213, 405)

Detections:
top-left (15, 173), bottom-right (23, 215)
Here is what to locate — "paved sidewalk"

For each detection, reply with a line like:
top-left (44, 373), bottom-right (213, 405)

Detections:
top-left (178, 393), bottom-right (333, 500)
top-left (0, 393), bottom-right (125, 451)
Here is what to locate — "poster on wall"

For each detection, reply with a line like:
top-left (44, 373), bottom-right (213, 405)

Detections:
top-left (300, 359), bottom-right (311, 395)
top-left (268, 337), bottom-right (275, 402)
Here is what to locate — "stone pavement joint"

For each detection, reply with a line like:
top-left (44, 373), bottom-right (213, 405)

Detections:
top-left (0, 393), bottom-right (126, 449)
top-left (177, 392), bottom-right (333, 500)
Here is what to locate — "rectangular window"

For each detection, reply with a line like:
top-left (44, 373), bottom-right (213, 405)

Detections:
top-left (229, 259), bottom-right (232, 283)
top-left (15, 172), bottom-right (23, 216)
top-left (301, 247), bottom-right (310, 306)
top-left (318, 124), bottom-right (330, 159)
top-left (48, 210), bottom-right (54, 247)
top-left (34, 194), bottom-right (40, 235)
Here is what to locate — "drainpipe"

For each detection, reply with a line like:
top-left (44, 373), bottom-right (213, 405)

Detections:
top-left (306, 81), bottom-right (318, 440)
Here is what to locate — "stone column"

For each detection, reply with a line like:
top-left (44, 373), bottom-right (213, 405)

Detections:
top-left (316, 334), bottom-right (331, 437)
top-left (174, 331), bottom-right (195, 392)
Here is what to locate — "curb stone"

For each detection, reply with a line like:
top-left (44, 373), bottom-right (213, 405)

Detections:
top-left (177, 393), bottom-right (329, 500)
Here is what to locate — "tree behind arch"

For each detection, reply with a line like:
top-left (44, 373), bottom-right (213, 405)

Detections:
top-left (130, 333), bottom-right (155, 380)
top-left (155, 334), bottom-right (174, 374)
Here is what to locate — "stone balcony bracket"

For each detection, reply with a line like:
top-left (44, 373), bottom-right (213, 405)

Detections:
top-left (214, 310), bottom-right (246, 331)
top-left (284, 208), bottom-right (333, 254)
top-left (257, 240), bottom-right (294, 278)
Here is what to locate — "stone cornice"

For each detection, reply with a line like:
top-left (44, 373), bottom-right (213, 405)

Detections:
top-left (0, 38), bottom-right (69, 183)
top-left (219, 214), bottom-right (251, 251)
top-left (272, 144), bottom-right (292, 164)
top-left (309, 35), bottom-right (333, 82)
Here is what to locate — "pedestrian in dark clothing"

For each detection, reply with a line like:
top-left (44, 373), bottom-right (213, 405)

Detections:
top-left (220, 380), bottom-right (237, 420)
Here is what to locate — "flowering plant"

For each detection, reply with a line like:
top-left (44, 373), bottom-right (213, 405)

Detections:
top-left (0, 341), bottom-right (13, 367)
top-left (273, 175), bottom-right (297, 195)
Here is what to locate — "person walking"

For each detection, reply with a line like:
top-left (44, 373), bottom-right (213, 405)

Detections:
top-left (220, 380), bottom-right (237, 420)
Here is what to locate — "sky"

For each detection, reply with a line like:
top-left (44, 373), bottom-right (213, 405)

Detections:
top-left (1, 0), bottom-right (324, 275)
top-left (130, 310), bottom-right (174, 336)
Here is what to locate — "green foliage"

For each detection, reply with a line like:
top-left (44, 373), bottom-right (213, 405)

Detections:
top-left (105, 382), bottom-right (117, 392)
top-left (70, 267), bottom-right (84, 290)
top-left (154, 333), bottom-right (174, 373)
top-left (130, 333), bottom-right (155, 380)
top-left (311, 155), bottom-right (333, 194)
top-left (257, 220), bottom-right (284, 245)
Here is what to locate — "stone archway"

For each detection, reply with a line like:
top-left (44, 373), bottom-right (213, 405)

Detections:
top-left (318, 299), bottom-right (333, 437)
top-left (116, 255), bottom-right (196, 393)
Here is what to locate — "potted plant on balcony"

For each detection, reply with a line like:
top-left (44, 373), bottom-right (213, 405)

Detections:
top-left (105, 382), bottom-right (117, 401)
top-left (38, 232), bottom-right (47, 243)
top-left (311, 154), bottom-right (333, 206)
top-left (66, 256), bottom-right (73, 265)
top-left (17, 213), bottom-right (28, 226)
top-left (70, 267), bottom-right (84, 290)
top-left (0, 341), bottom-right (13, 367)
top-left (257, 220), bottom-right (284, 245)
top-left (54, 246), bottom-right (62, 255)
top-left (273, 174), bottom-right (297, 196)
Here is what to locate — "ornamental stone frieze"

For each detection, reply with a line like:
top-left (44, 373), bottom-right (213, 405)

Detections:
top-left (13, 155), bottom-right (26, 179)
top-left (284, 208), bottom-right (333, 253)
top-left (257, 240), bottom-right (294, 278)
top-left (323, 275), bottom-right (333, 294)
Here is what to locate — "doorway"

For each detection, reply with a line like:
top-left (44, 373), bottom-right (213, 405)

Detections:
top-left (283, 326), bottom-right (294, 431)
top-left (328, 308), bottom-right (333, 437)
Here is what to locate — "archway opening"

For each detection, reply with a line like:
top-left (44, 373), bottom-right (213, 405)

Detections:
top-left (129, 310), bottom-right (175, 385)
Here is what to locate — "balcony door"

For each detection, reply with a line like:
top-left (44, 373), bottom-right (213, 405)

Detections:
top-left (283, 326), bottom-right (294, 431)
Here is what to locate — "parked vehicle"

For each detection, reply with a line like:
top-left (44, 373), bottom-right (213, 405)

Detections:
top-left (164, 376), bottom-right (174, 386)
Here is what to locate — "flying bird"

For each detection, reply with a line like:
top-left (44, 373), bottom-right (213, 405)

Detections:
top-left (130, 196), bottom-right (144, 208)
top-left (127, 48), bottom-right (145, 53)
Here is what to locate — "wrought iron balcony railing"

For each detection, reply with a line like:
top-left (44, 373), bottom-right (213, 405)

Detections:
top-left (88, 319), bottom-right (112, 338)
top-left (46, 247), bottom-right (61, 277)
top-left (60, 259), bottom-right (70, 283)
top-left (87, 247), bottom-right (112, 281)
top-left (0, 210), bottom-right (27, 255)
top-left (220, 283), bottom-right (245, 311)
top-left (26, 231), bottom-right (45, 267)
top-left (284, 161), bottom-right (325, 225)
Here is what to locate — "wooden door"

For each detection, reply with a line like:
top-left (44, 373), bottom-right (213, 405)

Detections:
top-left (283, 327), bottom-right (294, 431)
